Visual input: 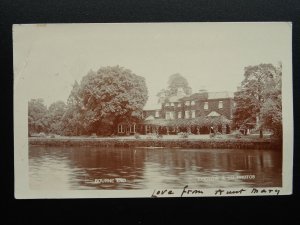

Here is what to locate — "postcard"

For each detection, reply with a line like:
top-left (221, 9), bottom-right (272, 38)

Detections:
top-left (14, 22), bottom-right (293, 198)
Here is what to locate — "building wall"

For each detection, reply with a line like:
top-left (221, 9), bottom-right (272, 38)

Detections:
top-left (159, 97), bottom-right (234, 120)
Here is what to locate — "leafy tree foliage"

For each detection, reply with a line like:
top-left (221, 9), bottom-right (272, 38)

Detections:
top-left (167, 73), bottom-right (192, 96)
top-left (59, 81), bottom-right (86, 135)
top-left (28, 98), bottom-right (48, 135)
top-left (157, 73), bottom-right (192, 103)
top-left (233, 63), bottom-right (282, 138)
top-left (61, 66), bottom-right (148, 135)
top-left (47, 101), bottom-right (67, 134)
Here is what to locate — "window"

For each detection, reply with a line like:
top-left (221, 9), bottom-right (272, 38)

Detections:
top-left (166, 111), bottom-right (174, 120)
top-left (185, 101), bottom-right (190, 106)
top-left (165, 103), bottom-right (170, 107)
top-left (185, 110), bottom-right (190, 119)
top-left (191, 110), bottom-right (196, 118)
top-left (155, 110), bottom-right (160, 117)
top-left (178, 103), bottom-right (181, 107)
top-left (118, 124), bottom-right (124, 133)
top-left (204, 102), bottom-right (208, 110)
top-left (191, 100), bottom-right (195, 106)
top-left (233, 102), bottom-right (237, 107)
top-left (145, 125), bottom-right (151, 133)
top-left (178, 112), bottom-right (182, 119)
top-left (166, 112), bottom-right (170, 120)
top-left (218, 101), bottom-right (223, 109)
top-left (170, 102), bottom-right (174, 106)
top-left (170, 111), bottom-right (174, 120)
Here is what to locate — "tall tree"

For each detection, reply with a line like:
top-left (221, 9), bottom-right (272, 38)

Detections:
top-left (233, 63), bottom-right (282, 138)
top-left (167, 73), bottom-right (192, 96)
top-left (28, 98), bottom-right (48, 135)
top-left (64, 66), bottom-right (148, 135)
top-left (47, 101), bottom-right (67, 134)
top-left (60, 80), bottom-right (87, 135)
top-left (157, 73), bottom-right (192, 103)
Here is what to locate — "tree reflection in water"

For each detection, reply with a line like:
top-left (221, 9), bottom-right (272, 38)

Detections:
top-left (29, 146), bottom-right (282, 190)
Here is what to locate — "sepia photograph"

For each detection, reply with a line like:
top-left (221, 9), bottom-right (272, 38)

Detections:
top-left (13, 22), bottom-right (293, 198)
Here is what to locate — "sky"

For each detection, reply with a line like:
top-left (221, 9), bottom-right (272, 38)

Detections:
top-left (13, 22), bottom-right (291, 109)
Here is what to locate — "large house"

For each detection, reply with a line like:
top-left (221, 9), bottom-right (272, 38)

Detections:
top-left (117, 88), bottom-right (235, 135)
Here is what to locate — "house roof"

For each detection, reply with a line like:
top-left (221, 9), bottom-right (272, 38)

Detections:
top-left (174, 91), bottom-right (233, 102)
top-left (180, 92), bottom-right (208, 101)
top-left (145, 115), bottom-right (155, 121)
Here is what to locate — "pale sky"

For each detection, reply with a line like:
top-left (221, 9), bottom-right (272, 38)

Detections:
top-left (13, 22), bottom-right (290, 109)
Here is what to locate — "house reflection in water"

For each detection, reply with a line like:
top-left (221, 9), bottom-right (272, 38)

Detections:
top-left (29, 146), bottom-right (282, 190)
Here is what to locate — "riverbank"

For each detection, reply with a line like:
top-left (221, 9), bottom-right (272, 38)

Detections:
top-left (29, 136), bottom-right (282, 150)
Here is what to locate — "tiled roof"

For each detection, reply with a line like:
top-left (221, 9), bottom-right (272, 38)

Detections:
top-left (145, 115), bottom-right (155, 121)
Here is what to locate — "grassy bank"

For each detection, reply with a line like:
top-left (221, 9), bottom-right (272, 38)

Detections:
top-left (29, 136), bottom-right (281, 150)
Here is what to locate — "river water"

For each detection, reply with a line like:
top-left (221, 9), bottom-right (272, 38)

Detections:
top-left (29, 146), bottom-right (282, 190)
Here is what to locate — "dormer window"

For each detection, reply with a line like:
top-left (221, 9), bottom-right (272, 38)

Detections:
top-left (191, 100), bottom-right (195, 106)
top-left (165, 103), bottom-right (170, 107)
top-left (170, 102), bottom-right (174, 106)
top-left (178, 103), bottom-right (181, 107)
top-left (185, 101), bottom-right (190, 106)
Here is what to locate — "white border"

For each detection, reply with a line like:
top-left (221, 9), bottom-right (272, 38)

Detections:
top-left (14, 22), bottom-right (293, 198)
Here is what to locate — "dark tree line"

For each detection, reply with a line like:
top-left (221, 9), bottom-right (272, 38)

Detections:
top-left (28, 65), bottom-right (148, 136)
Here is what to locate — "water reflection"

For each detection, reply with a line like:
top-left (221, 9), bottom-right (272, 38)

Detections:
top-left (29, 146), bottom-right (282, 190)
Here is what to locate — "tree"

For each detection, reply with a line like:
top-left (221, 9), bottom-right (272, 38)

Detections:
top-left (168, 73), bottom-right (192, 96)
top-left (157, 73), bottom-right (192, 103)
top-left (261, 63), bottom-right (282, 137)
top-left (28, 98), bottom-right (48, 135)
top-left (64, 66), bottom-right (148, 135)
top-left (233, 63), bottom-right (282, 138)
top-left (60, 80), bottom-right (86, 136)
top-left (47, 101), bottom-right (67, 134)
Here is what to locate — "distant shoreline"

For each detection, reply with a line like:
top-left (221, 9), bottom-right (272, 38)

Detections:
top-left (29, 137), bottom-right (281, 150)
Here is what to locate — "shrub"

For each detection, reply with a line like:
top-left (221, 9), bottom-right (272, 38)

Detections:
top-left (156, 134), bottom-right (163, 139)
top-left (38, 132), bottom-right (46, 137)
top-left (146, 133), bottom-right (155, 139)
top-left (134, 133), bottom-right (141, 139)
top-left (230, 130), bottom-right (242, 139)
top-left (178, 132), bottom-right (189, 138)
